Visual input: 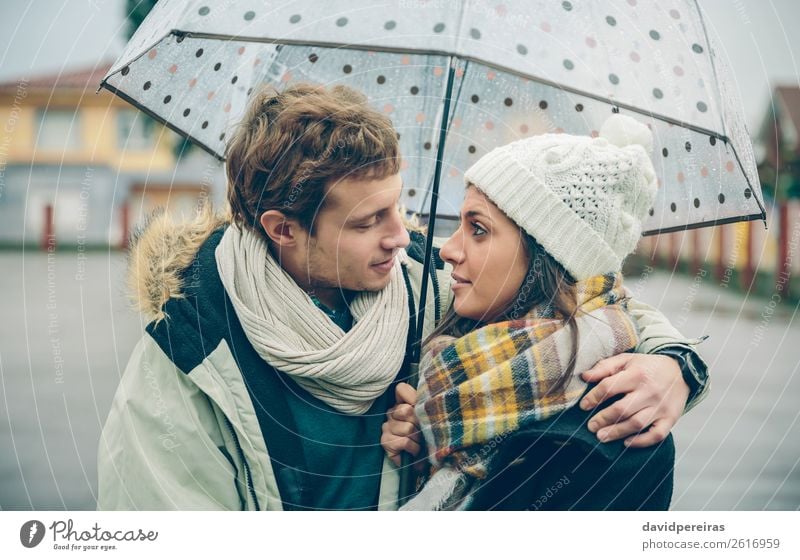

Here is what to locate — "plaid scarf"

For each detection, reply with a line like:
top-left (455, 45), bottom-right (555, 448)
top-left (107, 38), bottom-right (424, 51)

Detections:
top-left (403, 273), bottom-right (639, 510)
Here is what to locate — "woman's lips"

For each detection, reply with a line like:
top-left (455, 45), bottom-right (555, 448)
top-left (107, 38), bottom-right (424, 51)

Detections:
top-left (451, 273), bottom-right (471, 289)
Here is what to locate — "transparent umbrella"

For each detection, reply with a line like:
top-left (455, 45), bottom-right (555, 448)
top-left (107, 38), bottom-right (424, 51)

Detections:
top-left (100, 0), bottom-right (765, 503)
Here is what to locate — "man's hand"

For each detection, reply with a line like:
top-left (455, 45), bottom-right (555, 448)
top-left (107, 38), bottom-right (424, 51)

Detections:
top-left (578, 353), bottom-right (690, 448)
top-left (381, 383), bottom-right (424, 468)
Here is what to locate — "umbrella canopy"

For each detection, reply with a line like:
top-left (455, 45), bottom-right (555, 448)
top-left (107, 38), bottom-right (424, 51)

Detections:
top-left (101, 0), bottom-right (765, 236)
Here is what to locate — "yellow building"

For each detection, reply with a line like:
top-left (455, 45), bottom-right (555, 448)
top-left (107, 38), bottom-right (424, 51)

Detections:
top-left (0, 63), bottom-right (223, 247)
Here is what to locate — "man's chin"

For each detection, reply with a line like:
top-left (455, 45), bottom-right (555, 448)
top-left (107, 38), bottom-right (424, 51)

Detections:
top-left (359, 273), bottom-right (393, 292)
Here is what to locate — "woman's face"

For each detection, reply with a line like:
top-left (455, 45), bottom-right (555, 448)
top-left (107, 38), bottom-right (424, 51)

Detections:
top-left (439, 186), bottom-right (529, 322)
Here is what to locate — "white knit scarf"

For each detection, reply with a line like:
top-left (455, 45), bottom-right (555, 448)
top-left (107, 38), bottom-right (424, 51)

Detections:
top-left (215, 224), bottom-right (409, 415)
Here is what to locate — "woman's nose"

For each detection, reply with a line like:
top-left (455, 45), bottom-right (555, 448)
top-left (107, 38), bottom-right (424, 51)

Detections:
top-left (439, 228), bottom-right (465, 265)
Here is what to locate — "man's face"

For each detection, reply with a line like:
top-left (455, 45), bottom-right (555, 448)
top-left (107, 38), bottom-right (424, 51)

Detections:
top-left (299, 172), bottom-right (411, 293)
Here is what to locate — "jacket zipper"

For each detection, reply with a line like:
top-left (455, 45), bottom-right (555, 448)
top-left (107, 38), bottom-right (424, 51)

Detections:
top-left (223, 416), bottom-right (260, 510)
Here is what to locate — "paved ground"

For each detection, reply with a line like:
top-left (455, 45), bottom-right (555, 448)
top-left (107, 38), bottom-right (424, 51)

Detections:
top-left (0, 251), bottom-right (798, 510)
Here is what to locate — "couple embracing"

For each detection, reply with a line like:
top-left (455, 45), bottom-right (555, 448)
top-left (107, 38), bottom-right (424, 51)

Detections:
top-left (98, 83), bottom-right (707, 511)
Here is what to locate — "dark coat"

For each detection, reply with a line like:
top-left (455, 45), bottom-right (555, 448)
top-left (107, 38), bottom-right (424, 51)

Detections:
top-left (467, 392), bottom-right (675, 511)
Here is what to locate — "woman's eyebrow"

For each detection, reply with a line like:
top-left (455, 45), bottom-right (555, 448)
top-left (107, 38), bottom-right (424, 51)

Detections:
top-left (463, 209), bottom-right (493, 222)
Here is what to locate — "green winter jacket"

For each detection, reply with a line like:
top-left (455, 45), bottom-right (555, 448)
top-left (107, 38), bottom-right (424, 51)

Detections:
top-left (97, 211), bottom-right (709, 510)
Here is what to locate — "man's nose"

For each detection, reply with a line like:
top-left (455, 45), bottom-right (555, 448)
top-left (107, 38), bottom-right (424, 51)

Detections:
top-left (382, 210), bottom-right (411, 250)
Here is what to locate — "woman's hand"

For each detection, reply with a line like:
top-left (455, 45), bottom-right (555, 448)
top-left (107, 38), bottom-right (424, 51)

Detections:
top-left (381, 383), bottom-right (424, 467)
top-left (578, 353), bottom-right (690, 448)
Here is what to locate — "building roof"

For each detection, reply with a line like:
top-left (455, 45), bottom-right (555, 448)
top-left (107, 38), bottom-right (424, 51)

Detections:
top-left (775, 86), bottom-right (800, 141)
top-left (0, 62), bottom-right (113, 94)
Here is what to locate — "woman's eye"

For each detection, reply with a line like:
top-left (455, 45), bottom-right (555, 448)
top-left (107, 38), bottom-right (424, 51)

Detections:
top-left (470, 222), bottom-right (487, 236)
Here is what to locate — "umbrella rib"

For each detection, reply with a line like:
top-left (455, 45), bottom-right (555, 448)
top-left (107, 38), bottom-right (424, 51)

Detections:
top-left (642, 213), bottom-right (767, 236)
top-left (729, 141), bottom-right (768, 220)
top-left (98, 81), bottom-right (225, 162)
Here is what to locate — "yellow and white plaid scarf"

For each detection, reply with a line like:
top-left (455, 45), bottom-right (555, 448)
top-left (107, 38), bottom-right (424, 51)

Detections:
top-left (404, 273), bottom-right (639, 510)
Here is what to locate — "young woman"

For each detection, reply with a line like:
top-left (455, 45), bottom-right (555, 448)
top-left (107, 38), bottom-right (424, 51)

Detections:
top-left (399, 114), bottom-right (679, 510)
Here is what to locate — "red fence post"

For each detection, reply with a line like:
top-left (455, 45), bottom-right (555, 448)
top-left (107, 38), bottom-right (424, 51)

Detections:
top-left (778, 201), bottom-right (790, 299)
top-left (715, 226), bottom-right (725, 281)
top-left (120, 201), bottom-right (130, 250)
top-left (42, 204), bottom-right (54, 251)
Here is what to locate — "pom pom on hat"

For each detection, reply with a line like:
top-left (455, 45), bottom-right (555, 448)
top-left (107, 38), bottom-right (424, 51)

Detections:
top-left (599, 114), bottom-right (653, 154)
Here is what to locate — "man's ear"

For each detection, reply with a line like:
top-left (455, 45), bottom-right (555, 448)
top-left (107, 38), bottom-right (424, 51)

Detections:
top-left (260, 210), bottom-right (300, 248)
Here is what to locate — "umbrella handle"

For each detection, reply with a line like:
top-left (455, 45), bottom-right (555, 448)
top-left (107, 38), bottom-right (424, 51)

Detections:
top-left (397, 361), bottom-right (420, 507)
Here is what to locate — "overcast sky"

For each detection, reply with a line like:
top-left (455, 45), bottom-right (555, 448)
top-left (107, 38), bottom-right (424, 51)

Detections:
top-left (0, 0), bottom-right (798, 130)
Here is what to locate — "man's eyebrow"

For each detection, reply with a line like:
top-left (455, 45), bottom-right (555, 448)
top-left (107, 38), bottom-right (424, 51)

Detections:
top-left (348, 184), bottom-right (404, 223)
top-left (348, 205), bottom-right (392, 223)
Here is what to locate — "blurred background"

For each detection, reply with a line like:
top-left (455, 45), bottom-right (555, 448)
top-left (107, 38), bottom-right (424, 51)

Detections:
top-left (0, 0), bottom-right (798, 510)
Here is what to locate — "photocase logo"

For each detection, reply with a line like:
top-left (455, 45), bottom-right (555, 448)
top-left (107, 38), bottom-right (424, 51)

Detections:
top-left (20, 520), bottom-right (45, 548)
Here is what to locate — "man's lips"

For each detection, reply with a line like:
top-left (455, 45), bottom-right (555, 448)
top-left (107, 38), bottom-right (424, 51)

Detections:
top-left (370, 255), bottom-right (396, 272)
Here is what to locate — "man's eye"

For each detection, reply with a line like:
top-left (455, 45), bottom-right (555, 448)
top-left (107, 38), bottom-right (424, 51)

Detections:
top-left (471, 222), bottom-right (487, 236)
top-left (357, 219), bottom-right (377, 230)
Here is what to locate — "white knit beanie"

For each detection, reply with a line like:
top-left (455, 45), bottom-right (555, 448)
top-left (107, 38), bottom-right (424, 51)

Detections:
top-left (463, 114), bottom-right (658, 281)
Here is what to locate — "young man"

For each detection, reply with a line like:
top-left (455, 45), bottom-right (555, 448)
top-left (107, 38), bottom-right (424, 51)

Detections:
top-left (97, 83), bottom-right (708, 510)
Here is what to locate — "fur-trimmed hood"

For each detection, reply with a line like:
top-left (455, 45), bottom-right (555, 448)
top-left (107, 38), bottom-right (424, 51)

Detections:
top-left (128, 206), bottom-right (228, 323)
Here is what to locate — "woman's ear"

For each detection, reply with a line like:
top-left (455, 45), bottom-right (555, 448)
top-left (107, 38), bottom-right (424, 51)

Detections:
top-left (259, 210), bottom-right (299, 248)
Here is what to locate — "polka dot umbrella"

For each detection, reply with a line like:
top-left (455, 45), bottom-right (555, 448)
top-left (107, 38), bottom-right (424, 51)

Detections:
top-left (101, 0), bottom-right (764, 236)
top-left (100, 0), bottom-right (765, 504)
